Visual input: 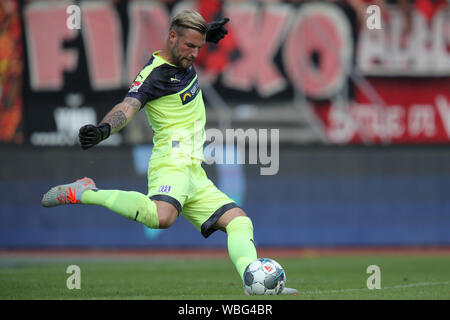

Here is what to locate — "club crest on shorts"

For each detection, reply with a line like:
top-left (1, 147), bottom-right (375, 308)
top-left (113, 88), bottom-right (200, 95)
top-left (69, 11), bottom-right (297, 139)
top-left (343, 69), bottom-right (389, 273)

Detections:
top-left (158, 185), bottom-right (172, 193)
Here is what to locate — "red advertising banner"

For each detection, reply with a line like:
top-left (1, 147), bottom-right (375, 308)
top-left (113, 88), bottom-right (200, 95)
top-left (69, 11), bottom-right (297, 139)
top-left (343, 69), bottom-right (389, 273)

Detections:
top-left (315, 78), bottom-right (450, 144)
top-left (8, 0), bottom-right (450, 145)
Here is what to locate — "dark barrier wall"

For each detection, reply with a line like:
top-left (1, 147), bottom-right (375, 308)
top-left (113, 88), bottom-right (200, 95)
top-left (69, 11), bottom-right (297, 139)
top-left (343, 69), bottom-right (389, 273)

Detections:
top-left (1, 145), bottom-right (450, 248)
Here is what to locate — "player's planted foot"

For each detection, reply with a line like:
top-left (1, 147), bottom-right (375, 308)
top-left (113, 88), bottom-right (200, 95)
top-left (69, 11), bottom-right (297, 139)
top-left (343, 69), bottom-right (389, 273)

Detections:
top-left (41, 177), bottom-right (97, 207)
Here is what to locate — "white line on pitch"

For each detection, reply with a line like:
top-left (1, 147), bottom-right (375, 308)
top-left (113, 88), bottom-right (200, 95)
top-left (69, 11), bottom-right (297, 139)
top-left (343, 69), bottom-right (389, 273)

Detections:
top-left (300, 281), bottom-right (450, 295)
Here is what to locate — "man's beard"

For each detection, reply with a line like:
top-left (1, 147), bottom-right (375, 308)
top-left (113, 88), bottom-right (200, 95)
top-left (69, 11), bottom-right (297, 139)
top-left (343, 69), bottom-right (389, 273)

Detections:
top-left (170, 40), bottom-right (192, 68)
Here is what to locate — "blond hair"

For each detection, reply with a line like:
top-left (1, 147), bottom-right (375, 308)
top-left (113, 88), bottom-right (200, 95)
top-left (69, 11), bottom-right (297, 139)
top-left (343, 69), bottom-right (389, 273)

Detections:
top-left (170, 9), bottom-right (208, 35)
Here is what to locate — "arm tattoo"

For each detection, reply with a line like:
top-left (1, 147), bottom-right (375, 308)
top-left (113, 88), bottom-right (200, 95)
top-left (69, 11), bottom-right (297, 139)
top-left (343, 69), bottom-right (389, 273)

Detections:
top-left (101, 98), bottom-right (141, 133)
top-left (108, 110), bottom-right (127, 131)
top-left (124, 97), bottom-right (142, 110)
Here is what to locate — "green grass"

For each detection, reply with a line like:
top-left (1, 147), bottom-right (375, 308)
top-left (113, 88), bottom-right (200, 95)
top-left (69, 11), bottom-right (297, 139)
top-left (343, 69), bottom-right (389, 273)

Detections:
top-left (0, 254), bottom-right (449, 300)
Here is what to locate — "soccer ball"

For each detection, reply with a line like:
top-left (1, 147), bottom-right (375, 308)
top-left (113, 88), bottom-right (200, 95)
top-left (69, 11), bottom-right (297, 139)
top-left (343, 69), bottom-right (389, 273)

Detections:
top-left (243, 258), bottom-right (286, 295)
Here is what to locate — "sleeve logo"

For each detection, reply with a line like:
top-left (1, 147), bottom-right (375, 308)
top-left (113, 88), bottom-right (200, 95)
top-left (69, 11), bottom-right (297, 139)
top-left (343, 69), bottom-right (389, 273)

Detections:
top-left (128, 81), bottom-right (142, 93)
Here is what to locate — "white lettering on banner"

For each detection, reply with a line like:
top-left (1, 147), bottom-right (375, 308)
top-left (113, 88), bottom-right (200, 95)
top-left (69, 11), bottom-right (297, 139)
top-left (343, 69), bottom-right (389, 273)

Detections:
top-left (54, 107), bottom-right (96, 134)
top-left (324, 103), bottom-right (448, 144)
top-left (30, 94), bottom-right (122, 147)
top-left (408, 105), bottom-right (436, 137)
top-left (223, 3), bottom-right (290, 97)
top-left (80, 2), bottom-right (123, 89)
top-left (388, 106), bottom-right (407, 139)
top-left (327, 108), bottom-right (356, 144)
top-left (283, 2), bottom-right (353, 98)
top-left (125, 1), bottom-right (169, 83)
top-left (350, 104), bottom-right (402, 140)
top-left (358, 8), bottom-right (450, 75)
top-left (435, 95), bottom-right (450, 138)
top-left (25, 2), bottom-right (78, 90)
top-left (23, 2), bottom-right (450, 97)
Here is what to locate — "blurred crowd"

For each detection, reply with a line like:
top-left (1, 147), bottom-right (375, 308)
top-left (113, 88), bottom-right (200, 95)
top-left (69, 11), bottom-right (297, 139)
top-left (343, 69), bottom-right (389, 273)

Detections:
top-left (0, 0), bottom-right (23, 144)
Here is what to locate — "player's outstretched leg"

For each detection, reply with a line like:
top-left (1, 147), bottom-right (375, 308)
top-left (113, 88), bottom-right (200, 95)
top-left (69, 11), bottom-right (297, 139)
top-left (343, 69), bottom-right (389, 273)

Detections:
top-left (41, 177), bottom-right (159, 229)
top-left (41, 177), bottom-right (97, 207)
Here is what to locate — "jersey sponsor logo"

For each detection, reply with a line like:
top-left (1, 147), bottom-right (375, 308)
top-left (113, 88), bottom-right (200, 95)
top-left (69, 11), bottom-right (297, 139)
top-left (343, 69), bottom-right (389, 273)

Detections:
top-left (158, 185), bottom-right (172, 193)
top-left (128, 81), bottom-right (142, 93)
top-left (170, 76), bottom-right (180, 82)
top-left (180, 78), bottom-right (200, 105)
top-left (182, 92), bottom-right (192, 101)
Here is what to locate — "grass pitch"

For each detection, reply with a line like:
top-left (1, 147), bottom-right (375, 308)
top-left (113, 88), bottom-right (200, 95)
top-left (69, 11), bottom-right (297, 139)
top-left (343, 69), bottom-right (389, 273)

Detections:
top-left (0, 252), bottom-right (449, 300)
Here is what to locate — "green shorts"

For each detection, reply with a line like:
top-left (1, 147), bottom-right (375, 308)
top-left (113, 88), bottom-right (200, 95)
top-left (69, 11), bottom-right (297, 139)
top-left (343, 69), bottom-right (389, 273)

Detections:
top-left (147, 154), bottom-right (238, 238)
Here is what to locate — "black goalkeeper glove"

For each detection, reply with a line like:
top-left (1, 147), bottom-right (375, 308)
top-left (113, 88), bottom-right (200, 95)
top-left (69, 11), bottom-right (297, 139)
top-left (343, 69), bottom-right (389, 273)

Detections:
top-left (206, 18), bottom-right (230, 44)
top-left (78, 123), bottom-right (111, 150)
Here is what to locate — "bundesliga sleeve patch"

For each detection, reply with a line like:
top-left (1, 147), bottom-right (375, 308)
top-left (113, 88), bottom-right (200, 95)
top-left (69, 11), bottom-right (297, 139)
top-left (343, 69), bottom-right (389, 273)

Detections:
top-left (128, 81), bottom-right (143, 93)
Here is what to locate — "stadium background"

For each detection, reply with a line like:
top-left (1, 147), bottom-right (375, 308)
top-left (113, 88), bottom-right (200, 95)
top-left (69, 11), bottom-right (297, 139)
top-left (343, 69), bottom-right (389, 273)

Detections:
top-left (1, 0), bottom-right (450, 249)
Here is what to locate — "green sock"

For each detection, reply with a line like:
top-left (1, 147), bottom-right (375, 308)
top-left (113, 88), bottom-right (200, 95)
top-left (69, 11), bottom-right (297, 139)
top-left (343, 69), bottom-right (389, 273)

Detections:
top-left (226, 216), bottom-right (258, 279)
top-left (81, 189), bottom-right (159, 228)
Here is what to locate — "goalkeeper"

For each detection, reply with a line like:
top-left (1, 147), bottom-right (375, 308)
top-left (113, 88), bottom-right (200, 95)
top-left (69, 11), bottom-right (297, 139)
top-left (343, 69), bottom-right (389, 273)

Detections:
top-left (41, 9), bottom-right (297, 295)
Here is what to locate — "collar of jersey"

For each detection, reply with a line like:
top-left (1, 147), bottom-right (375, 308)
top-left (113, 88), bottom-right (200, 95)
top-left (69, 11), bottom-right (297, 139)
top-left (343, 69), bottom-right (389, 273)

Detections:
top-left (153, 51), bottom-right (177, 67)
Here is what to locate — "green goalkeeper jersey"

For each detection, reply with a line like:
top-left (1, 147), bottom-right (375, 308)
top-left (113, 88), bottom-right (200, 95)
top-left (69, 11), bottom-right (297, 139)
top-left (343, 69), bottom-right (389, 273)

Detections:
top-left (126, 51), bottom-right (205, 162)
